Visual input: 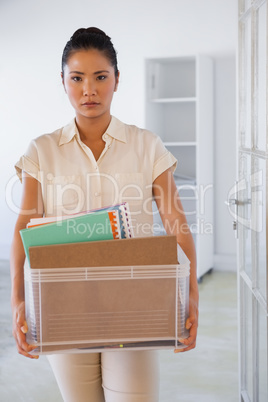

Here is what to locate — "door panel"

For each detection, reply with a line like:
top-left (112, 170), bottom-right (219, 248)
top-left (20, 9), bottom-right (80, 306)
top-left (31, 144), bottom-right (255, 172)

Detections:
top-left (256, 1), bottom-right (267, 151)
top-left (239, 9), bottom-right (252, 149)
top-left (238, 1), bottom-right (268, 401)
top-left (241, 281), bottom-right (254, 400)
top-left (254, 157), bottom-right (267, 302)
top-left (238, 153), bottom-right (252, 279)
top-left (257, 302), bottom-right (268, 400)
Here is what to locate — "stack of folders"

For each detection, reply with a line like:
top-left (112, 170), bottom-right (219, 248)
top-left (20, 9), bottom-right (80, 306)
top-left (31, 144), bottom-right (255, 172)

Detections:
top-left (20, 202), bottom-right (133, 266)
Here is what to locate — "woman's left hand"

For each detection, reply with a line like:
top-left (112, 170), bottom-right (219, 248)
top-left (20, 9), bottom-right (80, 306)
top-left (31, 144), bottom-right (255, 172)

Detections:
top-left (174, 297), bottom-right (199, 353)
top-left (153, 168), bottom-right (199, 354)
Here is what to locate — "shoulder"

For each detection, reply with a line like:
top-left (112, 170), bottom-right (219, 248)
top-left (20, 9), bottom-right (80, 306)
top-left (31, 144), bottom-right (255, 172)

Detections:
top-left (30, 126), bottom-right (64, 148)
top-left (28, 119), bottom-right (77, 153)
top-left (111, 116), bottom-right (160, 145)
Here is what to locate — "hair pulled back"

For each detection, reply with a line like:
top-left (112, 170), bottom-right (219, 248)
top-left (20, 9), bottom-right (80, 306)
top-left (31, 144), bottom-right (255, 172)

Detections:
top-left (62, 27), bottom-right (119, 78)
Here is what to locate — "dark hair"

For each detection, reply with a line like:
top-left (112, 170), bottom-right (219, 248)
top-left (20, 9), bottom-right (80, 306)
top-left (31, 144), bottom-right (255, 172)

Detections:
top-left (61, 27), bottom-right (119, 78)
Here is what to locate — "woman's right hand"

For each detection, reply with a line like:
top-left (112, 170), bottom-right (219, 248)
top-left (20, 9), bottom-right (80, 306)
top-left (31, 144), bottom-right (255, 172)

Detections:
top-left (10, 173), bottom-right (44, 360)
top-left (12, 300), bottom-right (39, 359)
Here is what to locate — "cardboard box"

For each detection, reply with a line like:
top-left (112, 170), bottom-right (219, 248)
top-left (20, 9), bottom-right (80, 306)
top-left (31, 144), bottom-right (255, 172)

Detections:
top-left (28, 235), bottom-right (179, 268)
top-left (25, 236), bottom-right (190, 354)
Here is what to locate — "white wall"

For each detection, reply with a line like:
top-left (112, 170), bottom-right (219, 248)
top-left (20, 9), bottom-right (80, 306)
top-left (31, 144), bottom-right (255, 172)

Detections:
top-left (1, 0), bottom-right (237, 263)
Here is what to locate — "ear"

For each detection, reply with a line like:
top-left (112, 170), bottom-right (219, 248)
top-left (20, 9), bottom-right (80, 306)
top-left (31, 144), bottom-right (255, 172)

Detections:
top-left (114, 71), bottom-right (120, 92)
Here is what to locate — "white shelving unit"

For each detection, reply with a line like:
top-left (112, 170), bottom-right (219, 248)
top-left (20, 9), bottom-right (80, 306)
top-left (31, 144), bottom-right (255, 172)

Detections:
top-left (146, 55), bottom-right (214, 279)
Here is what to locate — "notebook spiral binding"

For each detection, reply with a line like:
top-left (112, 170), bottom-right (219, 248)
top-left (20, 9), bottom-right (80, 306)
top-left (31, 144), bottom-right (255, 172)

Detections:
top-left (119, 204), bottom-right (134, 238)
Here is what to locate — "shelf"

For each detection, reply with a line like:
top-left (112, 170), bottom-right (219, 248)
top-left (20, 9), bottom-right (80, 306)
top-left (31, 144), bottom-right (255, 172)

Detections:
top-left (164, 142), bottom-right (197, 147)
top-left (151, 97), bottom-right (196, 103)
top-left (174, 175), bottom-right (196, 186)
top-left (146, 55), bottom-right (213, 279)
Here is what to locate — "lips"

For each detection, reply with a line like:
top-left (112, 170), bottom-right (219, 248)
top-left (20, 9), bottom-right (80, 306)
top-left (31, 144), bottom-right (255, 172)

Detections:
top-left (82, 102), bottom-right (100, 106)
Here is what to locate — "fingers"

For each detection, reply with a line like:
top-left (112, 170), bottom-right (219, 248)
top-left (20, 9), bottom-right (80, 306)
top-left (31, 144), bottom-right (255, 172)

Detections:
top-left (174, 334), bottom-right (196, 353)
top-left (174, 315), bottom-right (198, 354)
top-left (14, 321), bottom-right (39, 359)
top-left (17, 335), bottom-right (39, 359)
top-left (174, 341), bottom-right (196, 353)
top-left (20, 320), bottom-right (28, 334)
top-left (185, 318), bottom-right (193, 330)
top-left (12, 304), bottom-right (39, 359)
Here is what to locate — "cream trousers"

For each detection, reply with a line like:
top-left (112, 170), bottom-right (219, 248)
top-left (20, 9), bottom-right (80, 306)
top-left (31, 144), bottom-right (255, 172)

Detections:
top-left (47, 350), bottom-right (159, 402)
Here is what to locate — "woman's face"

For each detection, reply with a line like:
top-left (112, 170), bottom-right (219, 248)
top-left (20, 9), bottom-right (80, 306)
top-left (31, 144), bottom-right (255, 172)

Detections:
top-left (62, 49), bottom-right (119, 122)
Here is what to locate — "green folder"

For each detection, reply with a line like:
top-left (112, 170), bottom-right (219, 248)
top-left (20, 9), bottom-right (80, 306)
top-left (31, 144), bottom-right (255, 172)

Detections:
top-left (20, 211), bottom-right (114, 265)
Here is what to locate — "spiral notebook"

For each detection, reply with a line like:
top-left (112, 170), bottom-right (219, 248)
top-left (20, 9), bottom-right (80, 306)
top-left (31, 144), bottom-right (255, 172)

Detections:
top-left (21, 210), bottom-right (120, 265)
top-left (21, 203), bottom-right (134, 264)
top-left (26, 202), bottom-right (134, 238)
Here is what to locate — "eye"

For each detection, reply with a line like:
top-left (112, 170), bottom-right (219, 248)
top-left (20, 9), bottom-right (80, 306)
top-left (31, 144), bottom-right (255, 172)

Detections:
top-left (71, 76), bottom-right (82, 82)
top-left (97, 75), bottom-right (107, 81)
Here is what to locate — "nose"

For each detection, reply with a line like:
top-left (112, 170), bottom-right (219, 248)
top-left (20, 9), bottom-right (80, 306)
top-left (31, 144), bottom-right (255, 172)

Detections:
top-left (83, 80), bottom-right (97, 96)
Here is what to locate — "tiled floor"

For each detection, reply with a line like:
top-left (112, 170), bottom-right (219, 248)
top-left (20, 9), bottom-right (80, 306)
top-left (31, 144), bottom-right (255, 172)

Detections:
top-left (0, 260), bottom-right (238, 401)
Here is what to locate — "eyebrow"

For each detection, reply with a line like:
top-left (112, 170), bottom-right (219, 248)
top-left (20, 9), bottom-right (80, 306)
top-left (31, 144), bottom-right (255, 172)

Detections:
top-left (69, 70), bottom-right (110, 75)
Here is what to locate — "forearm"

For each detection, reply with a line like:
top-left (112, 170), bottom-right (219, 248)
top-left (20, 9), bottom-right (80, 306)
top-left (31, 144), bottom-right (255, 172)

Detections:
top-left (153, 169), bottom-right (199, 351)
top-left (177, 229), bottom-right (198, 305)
top-left (10, 221), bottom-right (27, 307)
top-left (163, 215), bottom-right (199, 306)
top-left (10, 173), bottom-right (43, 358)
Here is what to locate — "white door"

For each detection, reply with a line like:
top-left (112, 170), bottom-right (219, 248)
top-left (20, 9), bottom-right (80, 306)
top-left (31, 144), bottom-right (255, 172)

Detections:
top-left (235, 0), bottom-right (268, 400)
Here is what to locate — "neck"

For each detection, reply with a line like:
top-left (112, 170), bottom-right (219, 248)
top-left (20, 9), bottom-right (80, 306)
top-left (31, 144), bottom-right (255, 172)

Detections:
top-left (75, 113), bottom-right (112, 142)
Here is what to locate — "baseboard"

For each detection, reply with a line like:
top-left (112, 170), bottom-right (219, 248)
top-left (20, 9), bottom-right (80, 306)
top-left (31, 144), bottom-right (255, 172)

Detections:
top-left (0, 244), bottom-right (10, 261)
top-left (213, 253), bottom-right (237, 272)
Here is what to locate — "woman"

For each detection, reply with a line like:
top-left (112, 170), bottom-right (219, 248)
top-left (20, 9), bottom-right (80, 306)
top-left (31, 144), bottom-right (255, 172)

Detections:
top-left (10, 27), bottom-right (198, 402)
